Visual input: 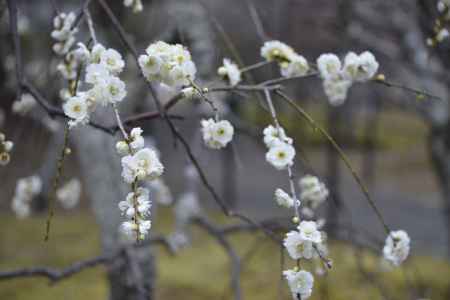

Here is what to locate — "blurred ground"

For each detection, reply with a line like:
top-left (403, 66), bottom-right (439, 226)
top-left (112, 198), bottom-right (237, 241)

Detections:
top-left (0, 210), bottom-right (449, 300)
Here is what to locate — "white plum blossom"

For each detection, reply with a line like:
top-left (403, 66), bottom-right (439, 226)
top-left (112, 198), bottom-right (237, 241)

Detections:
top-left (181, 87), bottom-right (199, 99)
top-left (11, 175), bottom-right (42, 218)
top-left (263, 125), bottom-right (293, 148)
top-left (274, 188), bottom-right (296, 208)
top-left (116, 141), bottom-right (130, 156)
top-left (283, 269), bottom-right (314, 300)
top-left (121, 148), bottom-right (164, 183)
top-left (85, 63), bottom-right (111, 84)
top-left (317, 53), bottom-right (342, 80)
top-left (343, 51), bottom-right (379, 82)
top-left (90, 44), bottom-right (106, 64)
top-left (99, 48), bottom-right (125, 75)
top-left (201, 118), bottom-right (234, 149)
top-left (0, 132), bottom-right (13, 166)
top-left (436, 28), bottom-right (450, 42)
top-left (218, 58), bottom-right (241, 86)
top-left (12, 93), bottom-right (37, 115)
top-left (85, 73), bottom-right (127, 106)
top-left (322, 76), bottom-right (352, 106)
top-left (261, 40), bottom-right (296, 63)
top-left (284, 230), bottom-right (315, 260)
top-left (129, 127), bottom-right (145, 151)
top-left (73, 42), bottom-right (90, 63)
top-left (118, 187), bottom-right (151, 218)
top-left (121, 219), bottom-right (151, 239)
top-left (56, 178), bottom-right (81, 209)
top-left (51, 12), bottom-right (77, 56)
top-left (317, 51), bottom-right (380, 105)
top-left (124, 0), bottom-right (143, 13)
top-left (56, 54), bottom-right (79, 80)
top-left (299, 175), bottom-right (329, 210)
top-left (63, 93), bottom-right (90, 128)
top-left (265, 141), bottom-right (296, 170)
top-left (297, 221), bottom-right (322, 244)
top-left (139, 41), bottom-right (196, 88)
top-left (383, 230), bottom-right (410, 266)
top-left (280, 54), bottom-right (309, 78)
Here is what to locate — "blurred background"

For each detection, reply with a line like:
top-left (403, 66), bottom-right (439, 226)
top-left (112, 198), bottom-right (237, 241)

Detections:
top-left (1, 0), bottom-right (450, 299)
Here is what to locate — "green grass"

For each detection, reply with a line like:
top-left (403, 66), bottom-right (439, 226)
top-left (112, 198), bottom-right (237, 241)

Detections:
top-left (0, 210), bottom-right (449, 300)
top-left (241, 100), bottom-right (428, 150)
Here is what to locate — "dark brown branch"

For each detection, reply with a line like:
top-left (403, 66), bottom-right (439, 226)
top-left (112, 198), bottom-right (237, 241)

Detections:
top-left (0, 235), bottom-right (172, 283)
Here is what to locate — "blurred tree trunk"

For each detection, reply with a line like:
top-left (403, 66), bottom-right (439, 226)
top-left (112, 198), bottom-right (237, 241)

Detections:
top-left (73, 105), bottom-right (154, 300)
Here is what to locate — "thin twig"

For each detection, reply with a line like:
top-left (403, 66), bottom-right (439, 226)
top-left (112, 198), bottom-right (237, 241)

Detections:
top-left (275, 90), bottom-right (391, 235)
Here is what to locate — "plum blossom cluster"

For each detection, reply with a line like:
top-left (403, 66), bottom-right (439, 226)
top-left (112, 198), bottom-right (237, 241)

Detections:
top-left (298, 175), bottom-right (329, 217)
top-left (12, 93), bottom-right (37, 115)
top-left (117, 127), bottom-right (164, 240)
top-left (201, 118), bottom-right (234, 149)
top-left (50, 12), bottom-right (84, 81)
top-left (217, 58), bottom-right (241, 86)
top-left (264, 125), bottom-right (296, 170)
top-left (11, 175), bottom-right (42, 218)
top-left (56, 178), bottom-right (82, 209)
top-left (51, 12), bottom-right (77, 56)
top-left (123, 0), bottom-right (143, 13)
top-left (283, 269), bottom-right (314, 300)
top-left (274, 175), bottom-right (328, 217)
top-left (0, 132), bottom-right (13, 166)
top-left (316, 51), bottom-right (379, 105)
top-left (426, 1), bottom-right (450, 46)
top-left (261, 40), bottom-right (310, 78)
top-left (139, 41), bottom-right (197, 89)
top-left (282, 220), bottom-right (328, 299)
top-left (63, 43), bottom-right (126, 128)
top-left (383, 230), bottom-right (410, 266)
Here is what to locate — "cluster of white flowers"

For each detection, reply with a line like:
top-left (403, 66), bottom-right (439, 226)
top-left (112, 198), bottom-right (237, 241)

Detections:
top-left (12, 93), bottom-right (37, 115)
top-left (63, 43), bottom-right (127, 128)
top-left (139, 41), bottom-right (197, 89)
top-left (217, 58), bottom-right (241, 86)
top-left (284, 221), bottom-right (323, 259)
top-left (316, 51), bottom-right (379, 105)
top-left (51, 12), bottom-right (77, 56)
top-left (283, 269), bottom-right (314, 300)
top-left (116, 127), bottom-right (164, 240)
top-left (261, 40), bottom-right (309, 78)
top-left (298, 175), bottom-right (329, 217)
top-left (201, 118), bottom-right (234, 149)
top-left (11, 175), bottom-right (42, 218)
top-left (383, 230), bottom-right (410, 266)
top-left (425, 2), bottom-right (450, 46)
top-left (274, 188), bottom-right (297, 208)
top-left (123, 0), bottom-right (143, 13)
top-left (0, 132), bottom-right (13, 166)
top-left (282, 221), bottom-right (328, 299)
top-left (263, 125), bottom-right (295, 170)
top-left (56, 178), bottom-right (81, 209)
